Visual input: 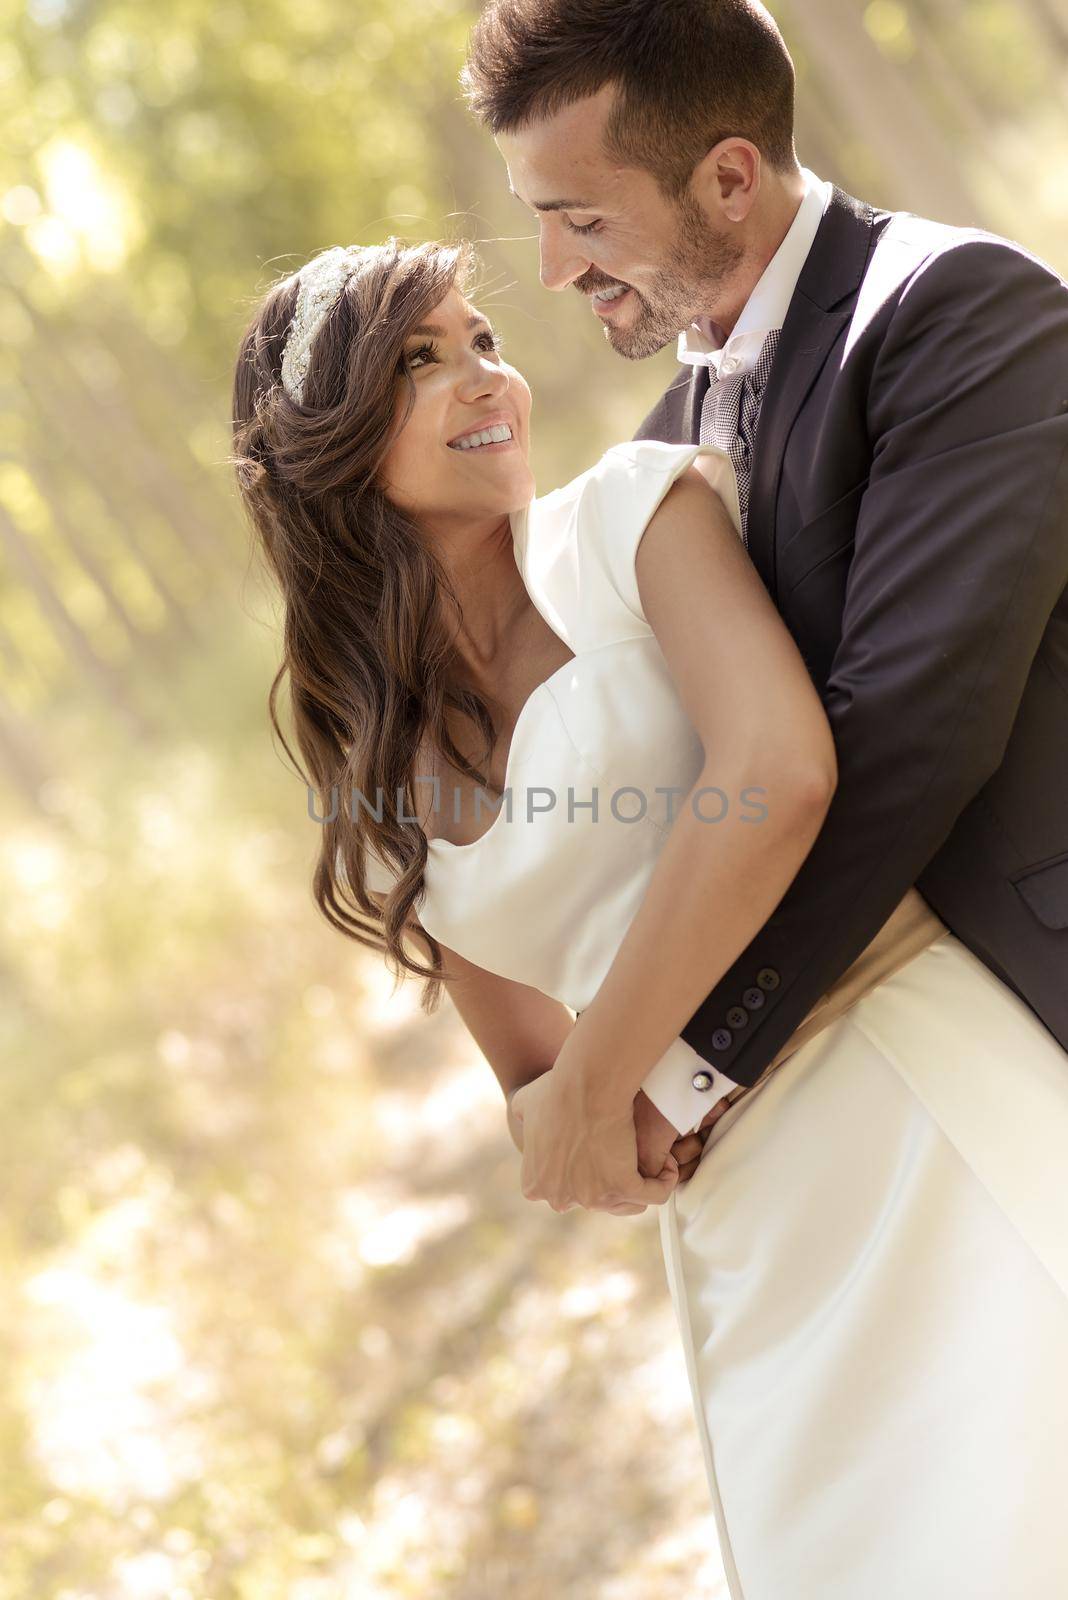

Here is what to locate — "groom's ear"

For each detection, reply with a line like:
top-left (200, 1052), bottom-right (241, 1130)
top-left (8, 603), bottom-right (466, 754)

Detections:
top-left (688, 138), bottom-right (762, 224)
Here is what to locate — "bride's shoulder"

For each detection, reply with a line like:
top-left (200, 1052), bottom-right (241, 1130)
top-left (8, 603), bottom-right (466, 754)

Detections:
top-left (519, 440), bottom-right (734, 644)
top-left (529, 439), bottom-right (707, 527)
top-left (549, 437), bottom-right (701, 492)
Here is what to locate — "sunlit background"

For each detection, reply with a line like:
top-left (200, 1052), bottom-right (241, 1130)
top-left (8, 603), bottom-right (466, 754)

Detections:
top-left (2, 1), bottom-right (1066, 1595)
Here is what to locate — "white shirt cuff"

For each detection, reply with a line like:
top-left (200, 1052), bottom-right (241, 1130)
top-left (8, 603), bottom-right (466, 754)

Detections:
top-left (639, 1034), bottom-right (741, 1135)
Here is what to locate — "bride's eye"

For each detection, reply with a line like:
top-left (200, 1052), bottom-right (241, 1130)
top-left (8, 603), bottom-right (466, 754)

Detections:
top-left (475, 330), bottom-right (504, 354)
top-left (404, 340), bottom-right (439, 370)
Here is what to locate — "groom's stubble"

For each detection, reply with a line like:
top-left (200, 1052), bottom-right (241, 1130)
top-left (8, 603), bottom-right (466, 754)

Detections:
top-left (590, 189), bottom-right (748, 361)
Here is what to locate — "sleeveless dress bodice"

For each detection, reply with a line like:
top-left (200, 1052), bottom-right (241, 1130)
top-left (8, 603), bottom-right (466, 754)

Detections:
top-left (363, 440), bottom-right (745, 1126)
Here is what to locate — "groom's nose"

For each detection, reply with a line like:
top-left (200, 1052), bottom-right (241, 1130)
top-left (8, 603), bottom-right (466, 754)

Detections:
top-left (539, 221), bottom-right (589, 292)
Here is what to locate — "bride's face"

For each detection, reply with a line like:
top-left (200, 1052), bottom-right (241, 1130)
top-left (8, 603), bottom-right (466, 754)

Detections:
top-left (379, 287), bottom-right (535, 530)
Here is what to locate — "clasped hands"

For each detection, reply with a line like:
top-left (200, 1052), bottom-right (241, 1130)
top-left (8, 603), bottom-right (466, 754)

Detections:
top-left (508, 1056), bottom-right (731, 1215)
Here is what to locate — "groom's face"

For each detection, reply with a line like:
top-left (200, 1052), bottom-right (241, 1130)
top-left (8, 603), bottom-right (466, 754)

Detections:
top-left (498, 86), bottom-right (746, 359)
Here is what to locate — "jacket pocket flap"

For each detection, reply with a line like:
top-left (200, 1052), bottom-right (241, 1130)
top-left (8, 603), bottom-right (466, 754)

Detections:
top-left (778, 479), bottom-right (867, 598)
top-left (1011, 851), bottom-right (1068, 931)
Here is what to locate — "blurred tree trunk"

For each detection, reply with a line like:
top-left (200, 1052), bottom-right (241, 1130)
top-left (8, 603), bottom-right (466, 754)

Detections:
top-left (0, 696), bottom-right (54, 813)
top-left (786, 0), bottom-right (984, 221)
top-left (23, 448), bottom-right (170, 668)
top-left (0, 504), bottom-right (155, 741)
top-left (18, 364), bottom-right (203, 650)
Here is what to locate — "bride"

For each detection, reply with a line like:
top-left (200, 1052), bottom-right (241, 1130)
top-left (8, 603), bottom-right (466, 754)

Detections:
top-left (230, 237), bottom-right (1068, 1597)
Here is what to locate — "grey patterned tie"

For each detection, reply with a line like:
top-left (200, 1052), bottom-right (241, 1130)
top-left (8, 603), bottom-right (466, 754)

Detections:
top-left (698, 327), bottom-right (781, 548)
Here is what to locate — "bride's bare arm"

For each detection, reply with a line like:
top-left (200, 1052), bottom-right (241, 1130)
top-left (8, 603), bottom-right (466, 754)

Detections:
top-left (366, 891), bottom-right (572, 1149)
top-left (432, 944), bottom-right (576, 1151)
top-left (556, 465), bottom-right (838, 1112)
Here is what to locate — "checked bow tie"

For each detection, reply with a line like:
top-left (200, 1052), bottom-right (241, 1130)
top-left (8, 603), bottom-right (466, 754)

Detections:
top-left (698, 326), bottom-right (781, 549)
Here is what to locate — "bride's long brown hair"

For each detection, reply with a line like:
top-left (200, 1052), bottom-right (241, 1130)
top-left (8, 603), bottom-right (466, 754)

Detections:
top-left (229, 238), bottom-right (506, 1011)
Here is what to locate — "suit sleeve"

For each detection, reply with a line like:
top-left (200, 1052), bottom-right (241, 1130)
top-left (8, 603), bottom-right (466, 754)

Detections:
top-left (675, 238), bottom-right (1068, 1084)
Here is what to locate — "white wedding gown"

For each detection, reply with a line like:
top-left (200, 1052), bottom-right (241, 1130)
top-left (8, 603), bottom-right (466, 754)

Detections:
top-left (363, 440), bottom-right (1068, 1597)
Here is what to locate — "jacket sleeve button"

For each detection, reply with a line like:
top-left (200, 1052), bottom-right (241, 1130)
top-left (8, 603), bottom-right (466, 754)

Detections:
top-left (726, 1006), bottom-right (749, 1028)
top-left (710, 1027), bottom-right (733, 1051)
top-left (757, 967), bottom-right (781, 991)
top-left (742, 987), bottom-right (765, 1010)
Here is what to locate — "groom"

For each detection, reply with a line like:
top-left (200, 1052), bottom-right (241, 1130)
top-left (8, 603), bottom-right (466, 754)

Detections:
top-left (462, 0), bottom-right (1068, 1205)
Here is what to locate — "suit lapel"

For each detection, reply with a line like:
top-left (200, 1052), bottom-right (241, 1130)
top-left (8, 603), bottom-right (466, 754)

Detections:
top-left (745, 188), bottom-right (878, 597)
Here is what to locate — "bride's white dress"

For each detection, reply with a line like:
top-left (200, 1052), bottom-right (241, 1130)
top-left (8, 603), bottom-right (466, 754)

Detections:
top-left (364, 440), bottom-right (1068, 1598)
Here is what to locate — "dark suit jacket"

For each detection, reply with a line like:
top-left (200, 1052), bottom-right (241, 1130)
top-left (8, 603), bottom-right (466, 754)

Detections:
top-left (634, 186), bottom-right (1068, 1086)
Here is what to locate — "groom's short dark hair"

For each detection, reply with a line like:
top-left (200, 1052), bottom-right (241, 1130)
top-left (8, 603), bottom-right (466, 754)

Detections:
top-left (461, 0), bottom-right (797, 198)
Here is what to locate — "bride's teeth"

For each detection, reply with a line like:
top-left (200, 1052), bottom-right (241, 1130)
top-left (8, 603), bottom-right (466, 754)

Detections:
top-left (452, 423), bottom-right (514, 450)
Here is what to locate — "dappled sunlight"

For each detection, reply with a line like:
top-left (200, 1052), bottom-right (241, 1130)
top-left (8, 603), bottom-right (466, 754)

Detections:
top-left (6, 829), bottom-right (65, 889)
top-left (558, 1266), bottom-right (640, 1322)
top-left (371, 1056), bottom-right (503, 1148)
top-left (357, 957), bottom-right (427, 1034)
top-left (0, 710), bottom-right (717, 1591)
top-left (339, 1184), bottom-right (474, 1270)
top-left (20, 1171), bottom-right (215, 1508)
top-left (33, 136), bottom-right (143, 275)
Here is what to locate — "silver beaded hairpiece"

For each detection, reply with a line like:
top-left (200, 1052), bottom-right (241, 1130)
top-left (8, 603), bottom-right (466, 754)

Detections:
top-left (280, 244), bottom-right (365, 404)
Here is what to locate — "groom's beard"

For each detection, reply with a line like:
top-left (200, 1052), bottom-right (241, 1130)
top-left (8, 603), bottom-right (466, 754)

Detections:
top-left (583, 194), bottom-right (745, 361)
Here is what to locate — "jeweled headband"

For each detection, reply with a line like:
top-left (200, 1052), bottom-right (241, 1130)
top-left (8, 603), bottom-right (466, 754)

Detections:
top-left (279, 244), bottom-right (365, 405)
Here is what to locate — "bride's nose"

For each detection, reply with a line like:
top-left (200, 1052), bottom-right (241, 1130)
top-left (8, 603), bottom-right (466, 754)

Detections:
top-left (456, 350), bottom-right (508, 403)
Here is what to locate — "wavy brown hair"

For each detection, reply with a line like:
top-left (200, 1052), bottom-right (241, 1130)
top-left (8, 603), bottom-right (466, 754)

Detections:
top-left (229, 238), bottom-right (507, 1012)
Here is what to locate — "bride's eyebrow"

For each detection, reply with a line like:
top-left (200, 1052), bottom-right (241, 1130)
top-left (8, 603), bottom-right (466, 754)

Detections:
top-left (407, 313), bottom-right (493, 338)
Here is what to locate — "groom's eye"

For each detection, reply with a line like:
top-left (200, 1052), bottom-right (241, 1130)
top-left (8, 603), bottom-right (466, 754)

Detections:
top-left (565, 216), bottom-right (602, 236)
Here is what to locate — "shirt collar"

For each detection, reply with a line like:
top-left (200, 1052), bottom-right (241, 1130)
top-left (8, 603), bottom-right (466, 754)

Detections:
top-left (677, 167), bottom-right (834, 372)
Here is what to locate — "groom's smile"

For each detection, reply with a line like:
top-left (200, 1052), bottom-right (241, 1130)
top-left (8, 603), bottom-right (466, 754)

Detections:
top-left (576, 266), bottom-right (636, 319)
top-left (591, 287), bottom-right (632, 319)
